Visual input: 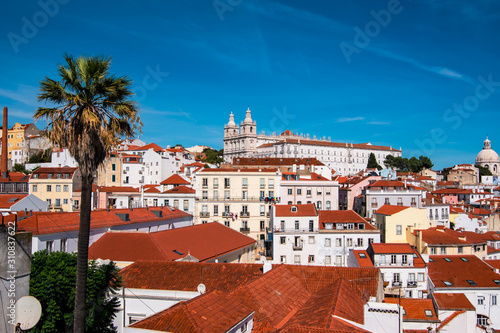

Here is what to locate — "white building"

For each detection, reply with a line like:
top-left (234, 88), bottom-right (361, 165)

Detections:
top-left (281, 171), bottom-right (339, 210)
top-left (365, 180), bottom-right (425, 217)
top-left (223, 109), bottom-right (402, 175)
top-left (272, 204), bottom-right (380, 266)
top-left (349, 243), bottom-right (428, 299)
top-left (428, 255), bottom-right (500, 330)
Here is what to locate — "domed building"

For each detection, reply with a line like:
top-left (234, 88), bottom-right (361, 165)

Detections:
top-left (476, 137), bottom-right (500, 176)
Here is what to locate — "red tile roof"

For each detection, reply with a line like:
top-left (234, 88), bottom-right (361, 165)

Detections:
top-left (30, 167), bottom-right (78, 179)
top-left (374, 205), bottom-right (410, 216)
top-left (370, 243), bottom-right (415, 254)
top-left (318, 210), bottom-right (377, 230)
top-left (97, 186), bottom-right (140, 193)
top-left (418, 228), bottom-right (486, 246)
top-left (437, 310), bottom-right (466, 331)
top-left (256, 138), bottom-right (400, 152)
top-left (274, 204), bottom-right (318, 217)
top-left (368, 180), bottom-right (421, 189)
top-left (130, 290), bottom-right (253, 332)
top-left (17, 206), bottom-right (190, 235)
top-left (160, 174), bottom-right (190, 185)
top-left (433, 293), bottom-right (475, 311)
top-left (89, 222), bottom-right (255, 262)
top-left (163, 185), bottom-right (196, 194)
top-left (428, 255), bottom-right (500, 288)
top-left (129, 142), bottom-right (164, 152)
top-left (352, 250), bottom-right (374, 267)
top-left (200, 168), bottom-right (278, 173)
top-left (0, 194), bottom-right (28, 208)
top-left (485, 259), bottom-right (500, 270)
top-left (231, 157), bottom-right (325, 166)
top-left (0, 172), bottom-right (30, 183)
top-left (384, 298), bottom-right (439, 322)
top-left (120, 261), bottom-right (264, 292)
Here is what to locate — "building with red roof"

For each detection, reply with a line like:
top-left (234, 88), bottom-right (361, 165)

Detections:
top-left (272, 205), bottom-right (380, 267)
top-left (365, 180), bottom-right (425, 217)
top-left (350, 242), bottom-right (428, 299)
top-left (373, 205), bottom-right (431, 243)
top-left (428, 255), bottom-right (500, 330)
top-left (338, 175), bottom-right (381, 212)
top-left (116, 260), bottom-right (387, 333)
top-left (89, 222), bottom-right (256, 267)
top-left (0, 193), bottom-right (48, 212)
top-left (430, 292), bottom-right (476, 333)
top-left (384, 297), bottom-right (440, 331)
top-left (17, 205), bottom-right (192, 254)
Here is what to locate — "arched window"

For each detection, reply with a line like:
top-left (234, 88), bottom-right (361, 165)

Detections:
top-left (477, 314), bottom-right (489, 327)
top-left (494, 165), bottom-right (498, 172)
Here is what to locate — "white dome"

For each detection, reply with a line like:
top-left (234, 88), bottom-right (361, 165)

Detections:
top-left (476, 137), bottom-right (500, 164)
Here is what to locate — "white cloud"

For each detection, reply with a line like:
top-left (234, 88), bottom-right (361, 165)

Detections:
top-left (367, 121), bottom-right (390, 125)
top-left (336, 117), bottom-right (364, 123)
top-left (0, 85), bottom-right (39, 107)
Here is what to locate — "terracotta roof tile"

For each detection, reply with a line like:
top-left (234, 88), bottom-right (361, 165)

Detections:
top-left (256, 138), bottom-right (400, 152)
top-left (200, 168), bottom-right (278, 173)
top-left (89, 222), bottom-right (255, 262)
top-left (163, 185), bottom-right (196, 194)
top-left (433, 293), bottom-right (475, 311)
top-left (428, 255), bottom-right (500, 288)
top-left (275, 204), bottom-right (318, 217)
top-left (374, 205), bottom-right (411, 216)
top-left (17, 206), bottom-right (190, 235)
top-left (352, 250), bottom-right (374, 267)
top-left (0, 194), bottom-right (28, 208)
top-left (231, 157), bottom-right (325, 166)
top-left (370, 243), bottom-right (415, 254)
top-left (130, 290), bottom-right (253, 332)
top-left (318, 210), bottom-right (376, 230)
top-left (120, 261), bottom-right (263, 292)
top-left (385, 298), bottom-right (439, 322)
top-left (437, 310), bottom-right (466, 331)
top-left (129, 142), bottom-right (164, 152)
top-left (160, 174), bottom-right (190, 185)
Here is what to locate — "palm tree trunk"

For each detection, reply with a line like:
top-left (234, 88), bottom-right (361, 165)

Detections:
top-left (74, 174), bottom-right (93, 333)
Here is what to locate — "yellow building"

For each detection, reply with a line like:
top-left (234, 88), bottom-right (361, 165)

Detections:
top-left (409, 227), bottom-right (487, 259)
top-left (0, 123), bottom-right (41, 166)
top-left (373, 205), bottom-right (432, 243)
top-left (29, 167), bottom-right (82, 212)
top-left (96, 152), bottom-right (122, 186)
top-left (195, 167), bottom-right (282, 248)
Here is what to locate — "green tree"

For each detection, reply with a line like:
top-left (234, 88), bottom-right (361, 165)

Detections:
top-left (13, 163), bottom-right (28, 173)
top-left (408, 156), bottom-right (422, 173)
top-left (30, 251), bottom-right (122, 333)
top-left (202, 148), bottom-right (224, 166)
top-left (419, 155), bottom-right (434, 170)
top-left (477, 164), bottom-right (493, 176)
top-left (28, 148), bottom-right (52, 163)
top-left (367, 153), bottom-right (382, 170)
top-left (35, 54), bottom-right (141, 333)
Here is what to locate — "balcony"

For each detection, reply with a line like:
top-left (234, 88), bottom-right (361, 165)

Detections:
top-left (240, 212), bottom-right (250, 218)
top-left (200, 212), bottom-right (210, 218)
top-left (407, 281), bottom-right (417, 288)
top-left (411, 202), bottom-right (417, 207)
top-left (371, 203), bottom-right (378, 208)
top-left (240, 227), bottom-right (250, 233)
top-left (293, 243), bottom-right (303, 251)
top-left (392, 282), bottom-right (402, 287)
top-left (222, 212), bottom-right (231, 217)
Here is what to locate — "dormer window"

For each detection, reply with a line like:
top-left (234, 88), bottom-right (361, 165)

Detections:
top-left (325, 223), bottom-right (333, 230)
top-left (336, 223), bottom-right (343, 230)
top-left (291, 206), bottom-right (297, 212)
top-left (358, 223), bottom-right (365, 230)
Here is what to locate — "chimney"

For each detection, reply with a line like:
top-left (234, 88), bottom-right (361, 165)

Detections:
top-left (2, 107), bottom-right (8, 178)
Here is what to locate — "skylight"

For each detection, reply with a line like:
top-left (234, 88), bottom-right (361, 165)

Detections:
top-left (173, 250), bottom-right (184, 255)
top-left (443, 281), bottom-right (453, 286)
top-left (425, 310), bottom-right (433, 317)
top-left (466, 280), bottom-right (477, 286)
top-left (444, 258), bottom-right (452, 262)
top-left (359, 253), bottom-right (367, 258)
top-left (460, 257), bottom-right (469, 262)
top-left (494, 279), bottom-right (500, 286)
top-left (429, 258), bottom-right (434, 262)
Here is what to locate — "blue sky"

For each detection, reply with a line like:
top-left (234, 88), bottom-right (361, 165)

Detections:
top-left (1, 0), bottom-right (500, 169)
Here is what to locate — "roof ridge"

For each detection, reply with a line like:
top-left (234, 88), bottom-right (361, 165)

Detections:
top-left (149, 232), bottom-right (170, 261)
top-left (437, 310), bottom-right (464, 330)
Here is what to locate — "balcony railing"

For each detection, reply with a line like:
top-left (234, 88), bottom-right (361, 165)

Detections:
top-left (274, 228), bottom-right (319, 233)
top-left (407, 281), bottom-right (417, 288)
top-left (200, 212), bottom-right (210, 218)
top-left (240, 212), bottom-right (250, 218)
top-left (240, 227), bottom-right (250, 232)
top-left (392, 281), bottom-right (402, 287)
top-left (411, 202), bottom-right (417, 206)
top-left (293, 242), bottom-right (303, 251)
top-left (195, 196), bottom-right (263, 202)
top-left (371, 203), bottom-right (378, 208)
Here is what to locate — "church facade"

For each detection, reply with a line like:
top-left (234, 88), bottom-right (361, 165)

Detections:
top-left (223, 109), bottom-right (402, 175)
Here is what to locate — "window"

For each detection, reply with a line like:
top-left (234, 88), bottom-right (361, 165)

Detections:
top-left (280, 220), bottom-right (285, 231)
top-left (60, 238), bottom-right (68, 252)
top-left (396, 225), bottom-right (402, 235)
top-left (213, 178), bottom-right (218, 188)
top-left (32, 185), bottom-right (37, 192)
top-left (295, 221), bottom-right (300, 230)
top-left (308, 236), bottom-right (315, 244)
top-left (477, 314), bottom-right (489, 326)
top-left (63, 199), bottom-right (68, 205)
top-left (326, 201), bottom-right (331, 210)
top-left (346, 238), bottom-right (353, 247)
top-left (316, 201), bottom-right (322, 209)
top-left (493, 295), bottom-right (497, 306)
top-left (46, 185), bottom-right (52, 192)
top-left (288, 188), bottom-right (292, 195)
top-left (280, 236), bottom-right (286, 244)
top-left (224, 178), bottom-right (230, 188)
top-left (260, 190), bottom-right (265, 199)
top-left (431, 247), bottom-right (437, 255)
top-left (443, 281), bottom-right (452, 286)
top-left (260, 205), bottom-right (265, 216)
top-left (242, 190), bottom-right (248, 200)
top-left (391, 255), bottom-right (397, 264)
top-left (418, 273), bottom-right (425, 282)
top-left (467, 280), bottom-right (477, 286)
top-left (297, 188), bottom-right (302, 195)
top-left (214, 205), bottom-right (219, 216)
top-left (260, 221), bottom-right (265, 231)
top-left (306, 188), bottom-right (311, 196)
top-left (260, 178), bottom-right (265, 188)
top-left (309, 220), bottom-right (314, 232)
top-left (409, 273), bottom-right (416, 282)
top-left (440, 247), bottom-right (446, 254)
top-left (325, 238), bottom-right (331, 247)
top-left (384, 198), bottom-right (390, 205)
top-left (111, 175), bottom-right (116, 182)
top-left (174, 200), bottom-right (179, 209)
top-left (357, 238), bottom-right (363, 247)
top-left (241, 205), bottom-right (248, 214)
top-left (268, 179), bottom-right (274, 189)
top-left (202, 190), bottom-right (208, 200)
top-left (112, 163), bottom-right (116, 171)
top-left (224, 220), bottom-right (230, 227)
top-left (280, 255), bottom-right (286, 263)
top-left (46, 240), bottom-right (54, 253)
top-left (202, 178), bottom-right (208, 188)
top-left (242, 178), bottom-right (247, 188)
top-left (326, 187), bottom-right (331, 195)
top-left (56, 185), bottom-right (61, 192)
top-left (308, 255), bottom-right (315, 263)
top-left (425, 310), bottom-right (433, 317)
top-left (325, 255), bottom-right (331, 265)
top-left (478, 296), bottom-right (485, 305)
top-left (336, 238), bottom-right (342, 247)
top-left (335, 255), bottom-right (342, 266)
top-left (268, 190), bottom-right (274, 198)
top-left (393, 273), bottom-right (400, 283)
top-left (379, 255), bottom-right (386, 265)
top-left (224, 190), bottom-right (230, 200)
top-left (294, 255), bottom-right (300, 264)
top-left (402, 255), bottom-right (407, 264)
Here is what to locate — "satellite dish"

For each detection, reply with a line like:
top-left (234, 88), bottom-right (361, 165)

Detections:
top-left (260, 256), bottom-right (267, 264)
top-left (15, 296), bottom-right (42, 330)
top-left (197, 283), bottom-right (206, 294)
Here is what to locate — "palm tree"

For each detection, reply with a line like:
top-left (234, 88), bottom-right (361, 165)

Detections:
top-left (35, 54), bottom-right (141, 332)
